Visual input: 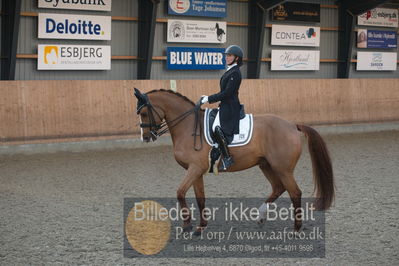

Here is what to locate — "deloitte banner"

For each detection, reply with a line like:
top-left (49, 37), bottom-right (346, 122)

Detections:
top-left (271, 25), bottom-right (320, 47)
top-left (358, 8), bottom-right (398, 27)
top-left (38, 44), bottom-right (111, 70)
top-left (167, 19), bottom-right (226, 43)
top-left (357, 29), bottom-right (397, 49)
top-left (38, 0), bottom-right (112, 12)
top-left (357, 52), bottom-right (397, 71)
top-left (271, 50), bottom-right (320, 71)
top-left (168, 0), bottom-right (227, 18)
top-left (167, 47), bottom-right (225, 70)
top-left (38, 13), bottom-right (111, 40)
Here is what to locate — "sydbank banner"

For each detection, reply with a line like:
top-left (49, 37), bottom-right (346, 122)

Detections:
top-left (38, 44), bottom-right (111, 70)
top-left (357, 29), bottom-right (397, 49)
top-left (38, 13), bottom-right (111, 40)
top-left (271, 25), bottom-right (320, 47)
top-left (357, 52), bottom-right (397, 71)
top-left (38, 0), bottom-right (112, 12)
top-left (168, 0), bottom-right (227, 18)
top-left (167, 47), bottom-right (225, 70)
top-left (358, 8), bottom-right (398, 27)
top-left (271, 50), bottom-right (320, 71)
top-left (167, 19), bottom-right (226, 43)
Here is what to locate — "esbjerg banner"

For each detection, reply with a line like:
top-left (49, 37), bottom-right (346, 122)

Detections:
top-left (167, 19), bottom-right (226, 43)
top-left (37, 44), bottom-right (111, 70)
top-left (271, 25), bottom-right (320, 47)
top-left (358, 8), bottom-right (398, 27)
top-left (38, 13), bottom-right (111, 40)
top-left (357, 52), bottom-right (397, 71)
top-left (38, 0), bottom-right (112, 12)
top-left (271, 50), bottom-right (320, 71)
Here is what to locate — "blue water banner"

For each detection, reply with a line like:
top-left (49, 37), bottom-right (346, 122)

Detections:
top-left (168, 0), bottom-right (227, 18)
top-left (167, 47), bottom-right (226, 70)
top-left (357, 29), bottom-right (397, 49)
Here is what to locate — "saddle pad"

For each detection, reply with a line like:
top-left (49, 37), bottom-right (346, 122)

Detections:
top-left (204, 108), bottom-right (254, 147)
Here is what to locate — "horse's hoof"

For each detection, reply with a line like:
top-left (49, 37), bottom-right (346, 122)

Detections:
top-left (257, 218), bottom-right (265, 225)
top-left (183, 225), bottom-right (193, 232)
top-left (193, 226), bottom-right (207, 236)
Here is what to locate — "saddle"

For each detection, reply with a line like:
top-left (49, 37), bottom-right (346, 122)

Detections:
top-left (204, 106), bottom-right (254, 174)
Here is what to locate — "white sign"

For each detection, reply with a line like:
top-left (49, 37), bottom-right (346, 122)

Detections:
top-left (271, 50), bottom-right (320, 71)
top-left (38, 13), bottom-right (111, 40)
top-left (358, 8), bottom-right (398, 27)
top-left (357, 52), bottom-right (397, 71)
top-left (38, 0), bottom-right (112, 12)
top-left (38, 44), bottom-right (111, 70)
top-left (167, 19), bottom-right (226, 43)
top-left (271, 25), bottom-right (320, 47)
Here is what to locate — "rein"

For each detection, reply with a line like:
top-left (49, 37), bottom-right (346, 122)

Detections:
top-left (137, 94), bottom-right (203, 151)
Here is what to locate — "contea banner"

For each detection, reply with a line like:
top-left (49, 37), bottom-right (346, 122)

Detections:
top-left (38, 0), bottom-right (112, 12)
top-left (271, 25), bottom-right (320, 47)
top-left (167, 47), bottom-right (225, 70)
top-left (358, 8), bottom-right (398, 27)
top-left (357, 52), bottom-right (397, 71)
top-left (271, 50), bottom-right (320, 71)
top-left (357, 29), bottom-right (397, 49)
top-left (38, 44), bottom-right (111, 70)
top-left (38, 13), bottom-right (111, 40)
top-left (167, 19), bottom-right (226, 43)
top-left (168, 0), bottom-right (227, 18)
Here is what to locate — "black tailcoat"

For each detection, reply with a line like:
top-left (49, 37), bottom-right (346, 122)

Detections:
top-left (208, 65), bottom-right (242, 137)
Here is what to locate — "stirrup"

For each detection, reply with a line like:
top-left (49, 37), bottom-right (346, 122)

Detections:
top-left (219, 156), bottom-right (234, 171)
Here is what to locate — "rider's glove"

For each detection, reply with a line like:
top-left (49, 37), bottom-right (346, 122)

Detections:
top-left (201, 95), bottom-right (208, 105)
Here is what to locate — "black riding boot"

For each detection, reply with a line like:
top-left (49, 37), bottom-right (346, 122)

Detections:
top-left (214, 126), bottom-right (234, 170)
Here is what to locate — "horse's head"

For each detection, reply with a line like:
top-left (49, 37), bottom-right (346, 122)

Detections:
top-left (134, 88), bottom-right (165, 142)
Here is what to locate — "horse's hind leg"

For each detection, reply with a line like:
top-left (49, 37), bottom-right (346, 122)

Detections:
top-left (279, 171), bottom-right (302, 231)
top-left (259, 160), bottom-right (286, 203)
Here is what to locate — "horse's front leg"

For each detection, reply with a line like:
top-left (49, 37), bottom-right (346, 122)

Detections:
top-left (193, 175), bottom-right (207, 236)
top-left (176, 165), bottom-right (204, 232)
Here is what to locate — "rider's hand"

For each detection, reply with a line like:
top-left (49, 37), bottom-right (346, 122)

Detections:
top-left (201, 95), bottom-right (208, 105)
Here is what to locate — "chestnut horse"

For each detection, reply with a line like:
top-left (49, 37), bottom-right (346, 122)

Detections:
top-left (133, 88), bottom-right (334, 233)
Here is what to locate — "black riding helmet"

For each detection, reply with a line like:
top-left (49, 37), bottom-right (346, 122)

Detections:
top-left (224, 45), bottom-right (243, 66)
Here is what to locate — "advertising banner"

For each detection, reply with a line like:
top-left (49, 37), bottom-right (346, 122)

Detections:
top-left (272, 2), bottom-right (320, 23)
top-left (38, 13), bottom-right (111, 40)
top-left (271, 50), bottom-right (320, 71)
top-left (38, 0), bottom-right (112, 12)
top-left (167, 19), bottom-right (226, 43)
top-left (271, 25), bottom-right (320, 47)
top-left (358, 8), bottom-right (398, 27)
top-left (168, 0), bottom-right (227, 18)
top-left (357, 52), bottom-right (397, 71)
top-left (167, 47), bottom-right (225, 70)
top-left (357, 29), bottom-right (397, 49)
top-left (38, 44), bottom-right (111, 70)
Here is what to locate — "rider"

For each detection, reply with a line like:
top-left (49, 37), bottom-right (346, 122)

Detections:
top-left (200, 45), bottom-right (243, 171)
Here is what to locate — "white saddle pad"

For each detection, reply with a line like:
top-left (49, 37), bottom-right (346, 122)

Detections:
top-left (204, 108), bottom-right (254, 147)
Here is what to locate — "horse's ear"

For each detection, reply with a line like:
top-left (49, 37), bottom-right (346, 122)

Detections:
top-left (134, 88), bottom-right (141, 98)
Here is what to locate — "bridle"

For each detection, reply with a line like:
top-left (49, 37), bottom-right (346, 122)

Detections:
top-left (134, 89), bottom-right (203, 151)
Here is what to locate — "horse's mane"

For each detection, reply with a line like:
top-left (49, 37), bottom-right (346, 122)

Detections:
top-left (147, 89), bottom-right (196, 106)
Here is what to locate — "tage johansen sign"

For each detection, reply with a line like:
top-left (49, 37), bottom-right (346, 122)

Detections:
top-left (271, 50), bottom-right (320, 71)
top-left (38, 44), bottom-right (111, 70)
top-left (38, 0), bottom-right (112, 12)
top-left (168, 0), bottom-right (227, 18)
top-left (357, 29), bottom-right (397, 49)
top-left (124, 197), bottom-right (325, 258)
top-left (167, 19), bottom-right (226, 43)
top-left (167, 47), bottom-right (225, 70)
top-left (357, 52), bottom-right (397, 71)
top-left (358, 8), bottom-right (398, 27)
top-left (271, 25), bottom-right (320, 47)
top-left (272, 2), bottom-right (320, 23)
top-left (38, 13), bottom-right (111, 40)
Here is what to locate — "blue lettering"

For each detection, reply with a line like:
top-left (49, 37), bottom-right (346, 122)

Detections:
top-left (46, 18), bottom-right (56, 33)
top-left (44, 18), bottom-right (103, 35)
top-left (93, 24), bottom-right (101, 35)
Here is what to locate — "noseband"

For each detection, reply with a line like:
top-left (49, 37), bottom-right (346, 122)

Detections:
top-left (136, 93), bottom-right (203, 150)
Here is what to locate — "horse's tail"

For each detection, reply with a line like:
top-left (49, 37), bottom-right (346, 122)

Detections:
top-left (297, 124), bottom-right (335, 210)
